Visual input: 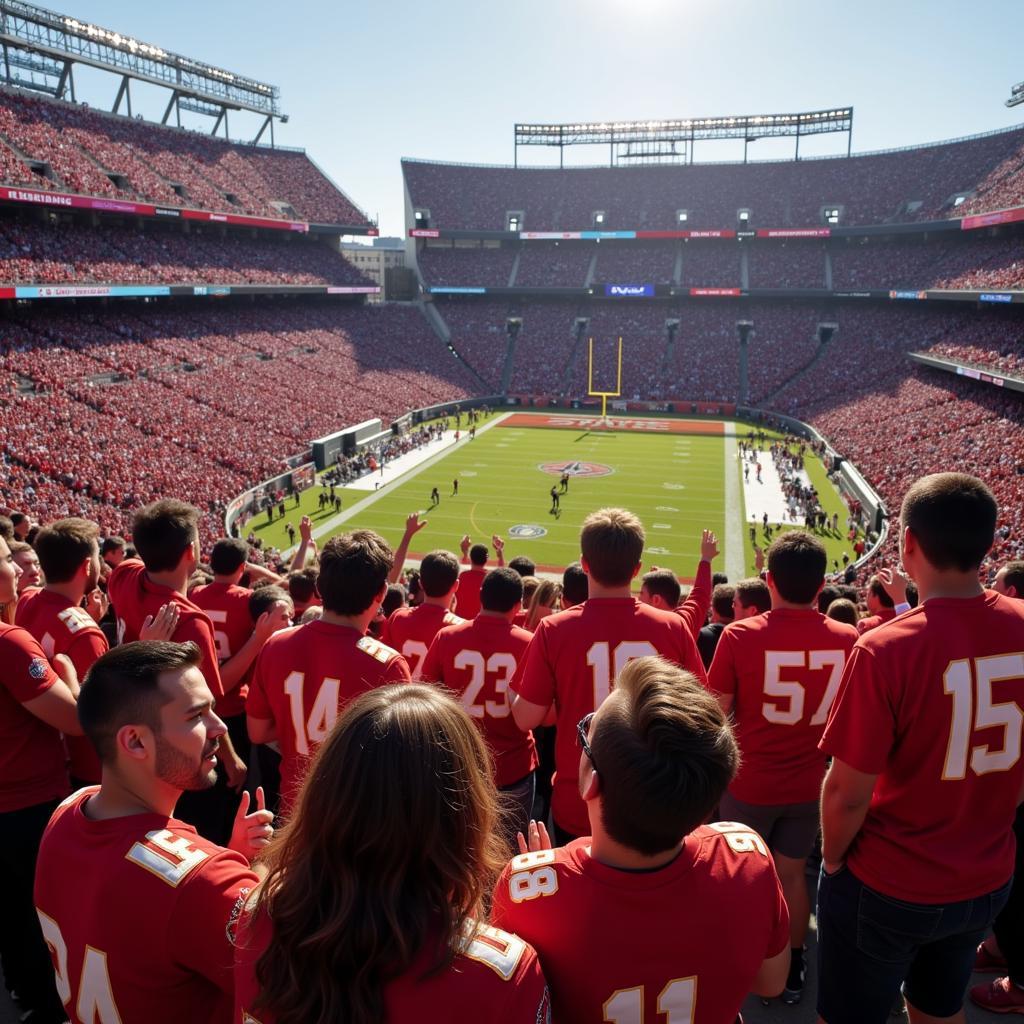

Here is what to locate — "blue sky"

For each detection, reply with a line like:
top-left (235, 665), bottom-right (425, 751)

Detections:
top-left (43, 0), bottom-right (1024, 234)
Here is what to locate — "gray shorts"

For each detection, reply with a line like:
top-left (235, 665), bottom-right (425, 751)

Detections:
top-left (718, 792), bottom-right (820, 861)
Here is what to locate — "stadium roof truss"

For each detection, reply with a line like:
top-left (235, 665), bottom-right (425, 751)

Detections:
top-left (514, 108), bottom-right (854, 167)
top-left (0, 0), bottom-right (286, 143)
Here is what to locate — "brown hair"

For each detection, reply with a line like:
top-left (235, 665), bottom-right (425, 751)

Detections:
top-left (900, 473), bottom-right (996, 573)
top-left (711, 583), bottom-right (735, 620)
top-left (580, 508), bottom-right (645, 587)
top-left (641, 569), bottom-right (681, 607)
top-left (734, 577), bottom-right (771, 614)
top-left (252, 684), bottom-right (508, 1024)
top-left (418, 550), bottom-right (460, 598)
top-left (34, 518), bottom-right (99, 584)
top-left (317, 530), bottom-right (393, 616)
top-left (766, 530), bottom-right (827, 605)
top-left (825, 598), bottom-right (860, 627)
top-left (525, 579), bottom-right (562, 631)
top-left (591, 657), bottom-right (738, 856)
top-left (132, 499), bottom-right (200, 573)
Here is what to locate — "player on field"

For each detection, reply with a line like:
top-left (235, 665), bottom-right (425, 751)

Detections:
top-left (818, 473), bottom-right (1024, 1024)
top-left (246, 530), bottom-right (411, 815)
top-left (549, 485), bottom-right (559, 514)
top-left (493, 657), bottom-right (788, 1023)
top-left (383, 549), bottom-right (463, 678)
top-left (510, 507), bottom-right (707, 844)
top-left (708, 530), bottom-right (858, 1004)
top-left (34, 641), bottom-right (273, 1024)
top-left (235, 684), bottom-right (550, 1024)
top-left (422, 567), bottom-right (537, 839)
top-left (455, 534), bottom-right (505, 619)
top-left (1, 533), bottom-right (82, 1024)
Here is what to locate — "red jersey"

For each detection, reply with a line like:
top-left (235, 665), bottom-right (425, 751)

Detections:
top-left (857, 607), bottom-right (897, 634)
top-left (421, 615), bottom-right (537, 787)
top-left (708, 608), bottom-right (858, 804)
top-left (247, 621), bottom-right (411, 811)
top-left (675, 557), bottom-right (712, 639)
top-left (821, 591), bottom-right (1024, 903)
top-left (455, 566), bottom-right (487, 619)
top-left (16, 588), bottom-right (107, 783)
top-left (190, 581), bottom-right (255, 718)
top-left (108, 559), bottom-right (224, 699)
top-left (383, 602), bottom-right (464, 679)
top-left (0, 622), bottom-right (68, 812)
top-left (491, 824), bottom-right (789, 1024)
top-left (236, 905), bottom-right (549, 1024)
top-left (513, 598), bottom-right (707, 837)
top-left (34, 788), bottom-right (259, 1024)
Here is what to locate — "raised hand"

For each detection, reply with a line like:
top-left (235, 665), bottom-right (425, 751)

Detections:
top-left (516, 819), bottom-right (553, 855)
top-left (228, 787), bottom-right (274, 862)
top-left (404, 512), bottom-right (428, 536)
top-left (877, 566), bottom-right (909, 605)
top-left (492, 534), bottom-right (505, 553)
top-left (254, 602), bottom-right (292, 641)
top-left (299, 515), bottom-right (313, 543)
top-left (84, 588), bottom-right (108, 624)
top-left (460, 534), bottom-right (471, 557)
top-left (140, 602), bottom-right (180, 642)
top-left (700, 529), bottom-right (720, 563)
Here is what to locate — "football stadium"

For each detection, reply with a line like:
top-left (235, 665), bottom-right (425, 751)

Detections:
top-left (1, 2), bottom-right (1024, 1022)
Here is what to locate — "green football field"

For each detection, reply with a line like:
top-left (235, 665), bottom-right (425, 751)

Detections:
top-left (242, 412), bottom-right (859, 582)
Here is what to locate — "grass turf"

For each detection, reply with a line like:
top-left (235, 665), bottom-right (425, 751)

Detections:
top-left (242, 413), bottom-right (861, 580)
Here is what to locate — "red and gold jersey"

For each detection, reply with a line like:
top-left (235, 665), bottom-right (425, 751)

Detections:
top-left (491, 824), bottom-right (788, 1024)
top-left (821, 591), bottom-right (1024, 903)
top-left (513, 598), bottom-right (707, 837)
top-left (708, 608), bottom-right (858, 804)
top-left (16, 588), bottom-right (108, 783)
top-left (236, 904), bottom-right (550, 1024)
top-left (455, 567), bottom-right (487, 619)
top-left (0, 622), bottom-right (68, 812)
top-left (108, 559), bottom-right (223, 699)
top-left (34, 788), bottom-right (259, 1024)
top-left (421, 615), bottom-right (537, 787)
top-left (247, 621), bottom-right (411, 812)
top-left (190, 582), bottom-right (255, 718)
top-left (383, 603), bottom-right (464, 679)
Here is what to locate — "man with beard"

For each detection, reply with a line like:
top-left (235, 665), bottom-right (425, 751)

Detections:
top-left (33, 641), bottom-right (273, 1024)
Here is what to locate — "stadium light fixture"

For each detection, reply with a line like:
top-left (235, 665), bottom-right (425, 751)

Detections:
top-left (1007, 81), bottom-right (1024, 108)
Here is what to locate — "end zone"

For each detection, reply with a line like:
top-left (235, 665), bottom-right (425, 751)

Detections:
top-left (499, 413), bottom-right (725, 435)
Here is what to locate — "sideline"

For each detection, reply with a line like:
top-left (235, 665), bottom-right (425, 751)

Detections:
top-left (723, 422), bottom-right (745, 581)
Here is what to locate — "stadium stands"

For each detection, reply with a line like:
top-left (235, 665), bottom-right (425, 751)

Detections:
top-left (418, 244), bottom-right (517, 287)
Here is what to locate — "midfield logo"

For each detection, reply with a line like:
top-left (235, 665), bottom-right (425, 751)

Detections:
top-left (538, 461), bottom-right (614, 478)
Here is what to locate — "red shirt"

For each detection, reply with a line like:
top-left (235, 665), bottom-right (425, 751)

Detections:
top-left (247, 621), bottom-right (411, 812)
top-left (708, 608), bottom-right (858, 804)
top-left (383, 602), bottom-right (464, 679)
top-left (190, 581), bottom-right (255, 718)
top-left (857, 607), bottom-right (897, 634)
top-left (235, 905), bottom-right (549, 1024)
top-left (421, 615), bottom-right (537, 787)
top-left (16, 588), bottom-right (107, 783)
top-left (821, 591), bottom-right (1024, 903)
top-left (675, 557), bottom-right (712, 639)
top-left (108, 559), bottom-right (224, 699)
top-left (34, 788), bottom-right (259, 1024)
top-left (491, 824), bottom-right (789, 1024)
top-left (513, 598), bottom-right (707, 837)
top-left (455, 566), bottom-right (487, 619)
top-left (0, 622), bottom-right (69, 812)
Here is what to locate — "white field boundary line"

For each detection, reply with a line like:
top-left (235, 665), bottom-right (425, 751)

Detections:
top-left (288, 412), bottom-right (514, 555)
top-left (723, 422), bottom-right (745, 581)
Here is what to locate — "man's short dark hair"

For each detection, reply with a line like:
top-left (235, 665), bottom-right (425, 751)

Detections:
top-left (592, 656), bottom-right (738, 856)
top-left (480, 567), bottom-right (523, 615)
top-left (287, 568), bottom-right (319, 605)
top-left (580, 508), bottom-right (644, 587)
top-left (132, 500), bottom-right (200, 573)
top-left (419, 550), bottom-right (460, 597)
top-left (711, 584), bottom-right (735, 621)
top-left (249, 585), bottom-right (292, 622)
top-left (712, 572), bottom-right (729, 587)
top-left (382, 584), bottom-right (406, 618)
top-left (900, 473), bottom-right (996, 573)
top-left (766, 530), bottom-right (827, 605)
top-left (562, 561), bottom-right (588, 607)
top-left (826, 599), bottom-right (860, 627)
top-left (734, 577), bottom-right (771, 614)
top-left (641, 569), bottom-right (681, 608)
top-left (100, 536), bottom-right (126, 557)
top-left (817, 584), bottom-right (841, 614)
top-left (33, 518), bottom-right (99, 584)
top-left (1000, 561), bottom-right (1024, 594)
top-left (867, 575), bottom-right (895, 609)
top-left (508, 555), bottom-right (536, 578)
top-left (10, 512), bottom-right (26, 528)
top-left (469, 544), bottom-right (488, 567)
top-left (78, 641), bottom-right (201, 763)
top-left (209, 538), bottom-right (249, 576)
top-left (318, 531), bottom-right (394, 616)
top-left (837, 584), bottom-right (860, 605)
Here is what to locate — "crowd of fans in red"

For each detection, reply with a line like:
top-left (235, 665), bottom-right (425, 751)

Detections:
top-left (0, 88), bottom-right (371, 225)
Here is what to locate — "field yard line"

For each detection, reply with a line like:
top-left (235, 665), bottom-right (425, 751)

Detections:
top-left (296, 412), bottom-right (513, 551)
top-left (723, 423), bottom-right (745, 581)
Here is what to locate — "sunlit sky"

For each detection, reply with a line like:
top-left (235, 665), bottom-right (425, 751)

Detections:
top-left (39, 0), bottom-right (1024, 235)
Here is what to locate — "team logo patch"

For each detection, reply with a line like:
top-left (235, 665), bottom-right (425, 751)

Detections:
top-left (509, 524), bottom-right (548, 539)
top-left (28, 657), bottom-right (49, 680)
top-left (538, 461), bottom-right (614, 478)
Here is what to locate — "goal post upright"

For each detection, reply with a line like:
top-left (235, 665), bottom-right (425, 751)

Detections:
top-left (587, 336), bottom-right (623, 423)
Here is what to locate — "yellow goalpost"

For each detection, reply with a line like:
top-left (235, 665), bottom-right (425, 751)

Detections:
top-left (587, 335), bottom-right (623, 422)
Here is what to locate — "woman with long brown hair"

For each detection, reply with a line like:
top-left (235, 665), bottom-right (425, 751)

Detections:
top-left (234, 683), bottom-right (550, 1024)
top-left (524, 578), bottom-right (562, 632)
